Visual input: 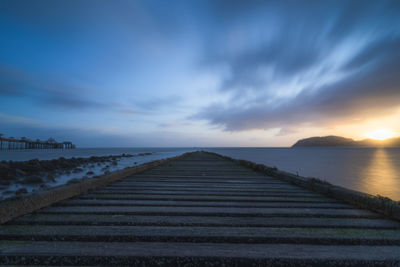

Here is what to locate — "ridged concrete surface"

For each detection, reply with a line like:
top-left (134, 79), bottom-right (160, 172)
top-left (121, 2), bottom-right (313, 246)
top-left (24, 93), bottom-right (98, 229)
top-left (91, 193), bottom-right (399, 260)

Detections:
top-left (1, 151), bottom-right (400, 266)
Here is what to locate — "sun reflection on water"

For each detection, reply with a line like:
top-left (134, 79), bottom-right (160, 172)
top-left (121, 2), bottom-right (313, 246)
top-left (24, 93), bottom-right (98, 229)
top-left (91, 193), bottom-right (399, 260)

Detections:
top-left (361, 148), bottom-right (400, 199)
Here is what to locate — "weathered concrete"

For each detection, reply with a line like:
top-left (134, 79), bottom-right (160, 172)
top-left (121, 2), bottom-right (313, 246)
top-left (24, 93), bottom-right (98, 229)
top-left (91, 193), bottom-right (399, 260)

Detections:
top-left (1, 242), bottom-right (400, 266)
top-left (1, 151), bottom-right (400, 265)
top-left (12, 214), bottom-right (400, 229)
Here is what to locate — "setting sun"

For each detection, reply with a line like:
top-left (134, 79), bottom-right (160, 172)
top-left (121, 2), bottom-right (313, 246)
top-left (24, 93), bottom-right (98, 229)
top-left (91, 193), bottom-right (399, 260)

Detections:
top-left (365, 129), bottom-right (396, 140)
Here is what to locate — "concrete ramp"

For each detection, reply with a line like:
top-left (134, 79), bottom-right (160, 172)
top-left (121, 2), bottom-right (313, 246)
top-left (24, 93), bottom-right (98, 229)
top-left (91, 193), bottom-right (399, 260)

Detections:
top-left (1, 151), bottom-right (400, 265)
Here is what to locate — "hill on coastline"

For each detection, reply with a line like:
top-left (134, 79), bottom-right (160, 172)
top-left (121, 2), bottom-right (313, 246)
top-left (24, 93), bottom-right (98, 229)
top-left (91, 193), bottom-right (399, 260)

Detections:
top-left (292, 135), bottom-right (400, 147)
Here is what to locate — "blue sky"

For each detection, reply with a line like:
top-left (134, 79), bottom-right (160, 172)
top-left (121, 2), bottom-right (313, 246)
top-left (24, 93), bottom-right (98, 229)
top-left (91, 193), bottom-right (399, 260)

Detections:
top-left (1, 0), bottom-right (400, 147)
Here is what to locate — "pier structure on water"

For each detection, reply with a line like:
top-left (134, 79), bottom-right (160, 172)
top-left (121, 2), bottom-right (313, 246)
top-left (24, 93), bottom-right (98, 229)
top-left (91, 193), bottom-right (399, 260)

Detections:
top-left (0, 134), bottom-right (75, 150)
top-left (0, 151), bottom-right (400, 265)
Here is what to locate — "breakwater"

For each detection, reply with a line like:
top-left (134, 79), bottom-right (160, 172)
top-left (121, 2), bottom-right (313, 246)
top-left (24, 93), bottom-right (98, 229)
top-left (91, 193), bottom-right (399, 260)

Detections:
top-left (0, 151), bottom-right (400, 265)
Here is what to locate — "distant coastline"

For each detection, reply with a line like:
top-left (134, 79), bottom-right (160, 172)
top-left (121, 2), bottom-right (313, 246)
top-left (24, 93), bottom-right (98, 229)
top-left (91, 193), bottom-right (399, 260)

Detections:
top-left (292, 135), bottom-right (400, 147)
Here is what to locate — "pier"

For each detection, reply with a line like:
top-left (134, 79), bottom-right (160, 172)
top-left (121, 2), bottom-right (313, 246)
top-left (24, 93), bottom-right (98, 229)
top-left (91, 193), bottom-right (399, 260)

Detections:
top-left (1, 151), bottom-right (400, 265)
top-left (0, 135), bottom-right (75, 150)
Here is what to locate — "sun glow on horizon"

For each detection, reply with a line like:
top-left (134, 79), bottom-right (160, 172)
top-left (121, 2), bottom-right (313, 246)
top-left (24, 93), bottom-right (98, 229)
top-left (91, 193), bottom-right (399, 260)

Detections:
top-left (365, 129), bottom-right (396, 140)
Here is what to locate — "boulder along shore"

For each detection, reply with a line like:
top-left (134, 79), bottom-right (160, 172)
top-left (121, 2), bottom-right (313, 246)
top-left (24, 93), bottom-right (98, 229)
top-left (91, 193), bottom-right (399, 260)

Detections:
top-left (0, 152), bottom-right (153, 200)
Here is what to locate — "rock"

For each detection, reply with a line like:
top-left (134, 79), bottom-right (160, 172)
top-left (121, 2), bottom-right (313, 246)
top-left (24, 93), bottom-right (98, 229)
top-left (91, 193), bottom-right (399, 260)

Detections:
top-left (15, 168), bottom-right (27, 177)
top-left (15, 188), bottom-right (28, 195)
top-left (46, 173), bottom-right (56, 182)
top-left (22, 159), bottom-right (42, 173)
top-left (40, 161), bottom-right (57, 171)
top-left (101, 166), bottom-right (110, 171)
top-left (134, 162), bottom-right (137, 165)
top-left (57, 160), bottom-right (74, 169)
top-left (67, 178), bottom-right (80, 184)
top-left (0, 153), bottom-right (139, 188)
top-left (86, 171), bottom-right (94, 175)
top-left (40, 184), bottom-right (50, 189)
top-left (0, 163), bottom-right (9, 177)
top-left (20, 175), bottom-right (44, 185)
top-left (72, 168), bottom-right (83, 173)
top-left (138, 152), bottom-right (152, 156)
top-left (104, 170), bottom-right (110, 175)
top-left (0, 179), bottom-right (10, 185)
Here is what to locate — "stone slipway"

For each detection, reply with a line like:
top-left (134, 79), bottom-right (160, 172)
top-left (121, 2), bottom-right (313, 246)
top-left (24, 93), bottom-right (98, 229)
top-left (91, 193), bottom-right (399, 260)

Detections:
top-left (1, 151), bottom-right (400, 266)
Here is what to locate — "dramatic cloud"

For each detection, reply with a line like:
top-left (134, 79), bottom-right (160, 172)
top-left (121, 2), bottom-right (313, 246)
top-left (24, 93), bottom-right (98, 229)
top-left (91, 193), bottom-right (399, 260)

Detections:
top-left (1, 0), bottom-right (399, 146)
top-left (195, 0), bottom-right (400, 131)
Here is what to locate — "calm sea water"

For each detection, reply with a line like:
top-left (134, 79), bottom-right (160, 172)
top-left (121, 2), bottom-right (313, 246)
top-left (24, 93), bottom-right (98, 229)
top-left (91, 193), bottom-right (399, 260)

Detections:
top-left (205, 147), bottom-right (400, 201)
top-left (1, 147), bottom-right (399, 200)
top-left (0, 147), bottom-right (195, 162)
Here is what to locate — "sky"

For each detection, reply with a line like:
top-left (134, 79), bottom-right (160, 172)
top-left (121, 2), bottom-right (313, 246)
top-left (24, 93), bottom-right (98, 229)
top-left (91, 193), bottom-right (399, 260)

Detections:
top-left (0, 0), bottom-right (400, 147)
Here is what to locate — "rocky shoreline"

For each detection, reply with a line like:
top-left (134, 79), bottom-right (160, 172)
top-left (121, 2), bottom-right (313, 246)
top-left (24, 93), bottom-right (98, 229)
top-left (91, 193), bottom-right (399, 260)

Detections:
top-left (0, 152), bottom-right (153, 199)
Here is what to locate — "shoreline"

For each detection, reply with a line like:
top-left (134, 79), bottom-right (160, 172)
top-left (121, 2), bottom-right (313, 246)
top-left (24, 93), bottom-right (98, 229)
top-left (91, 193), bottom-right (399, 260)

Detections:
top-left (0, 152), bottom-right (191, 224)
top-left (0, 152), bottom-right (154, 200)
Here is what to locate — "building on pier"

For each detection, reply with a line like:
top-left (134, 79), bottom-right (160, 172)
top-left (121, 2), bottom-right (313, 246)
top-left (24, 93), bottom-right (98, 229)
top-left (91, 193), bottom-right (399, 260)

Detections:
top-left (0, 134), bottom-right (76, 150)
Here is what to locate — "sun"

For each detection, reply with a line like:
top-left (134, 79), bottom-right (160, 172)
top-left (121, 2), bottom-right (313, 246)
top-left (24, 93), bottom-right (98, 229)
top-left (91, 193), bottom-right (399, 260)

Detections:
top-left (365, 129), bottom-right (395, 140)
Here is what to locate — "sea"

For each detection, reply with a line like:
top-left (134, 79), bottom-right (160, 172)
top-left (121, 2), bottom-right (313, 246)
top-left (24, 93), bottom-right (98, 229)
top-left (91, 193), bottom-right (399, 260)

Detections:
top-left (206, 147), bottom-right (400, 201)
top-left (1, 147), bottom-right (399, 201)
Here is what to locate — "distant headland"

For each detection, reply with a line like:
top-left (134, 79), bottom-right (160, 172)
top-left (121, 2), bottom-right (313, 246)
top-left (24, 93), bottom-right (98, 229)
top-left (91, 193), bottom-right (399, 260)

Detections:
top-left (292, 135), bottom-right (400, 147)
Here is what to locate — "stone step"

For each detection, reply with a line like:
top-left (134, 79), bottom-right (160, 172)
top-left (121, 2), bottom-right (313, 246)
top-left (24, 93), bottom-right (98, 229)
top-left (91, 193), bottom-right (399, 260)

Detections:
top-left (1, 242), bottom-right (400, 266)
top-left (12, 214), bottom-right (400, 229)
top-left (1, 225), bottom-right (400, 245)
top-left (58, 199), bottom-right (350, 208)
top-left (92, 190), bottom-right (321, 198)
top-left (93, 183), bottom-right (300, 192)
top-left (38, 206), bottom-right (380, 218)
top-left (109, 179), bottom-right (300, 186)
top-left (79, 194), bottom-right (337, 202)
top-left (115, 179), bottom-right (284, 184)
top-left (101, 187), bottom-right (310, 193)
top-left (124, 176), bottom-right (280, 181)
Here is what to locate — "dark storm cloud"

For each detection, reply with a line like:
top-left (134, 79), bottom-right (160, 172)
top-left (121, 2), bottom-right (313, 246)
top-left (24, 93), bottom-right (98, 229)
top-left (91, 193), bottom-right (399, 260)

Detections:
top-left (195, 0), bottom-right (400, 131)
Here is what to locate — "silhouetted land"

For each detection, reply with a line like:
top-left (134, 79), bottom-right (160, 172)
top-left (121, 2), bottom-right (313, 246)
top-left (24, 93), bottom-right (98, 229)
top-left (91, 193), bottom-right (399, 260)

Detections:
top-left (292, 135), bottom-right (400, 147)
